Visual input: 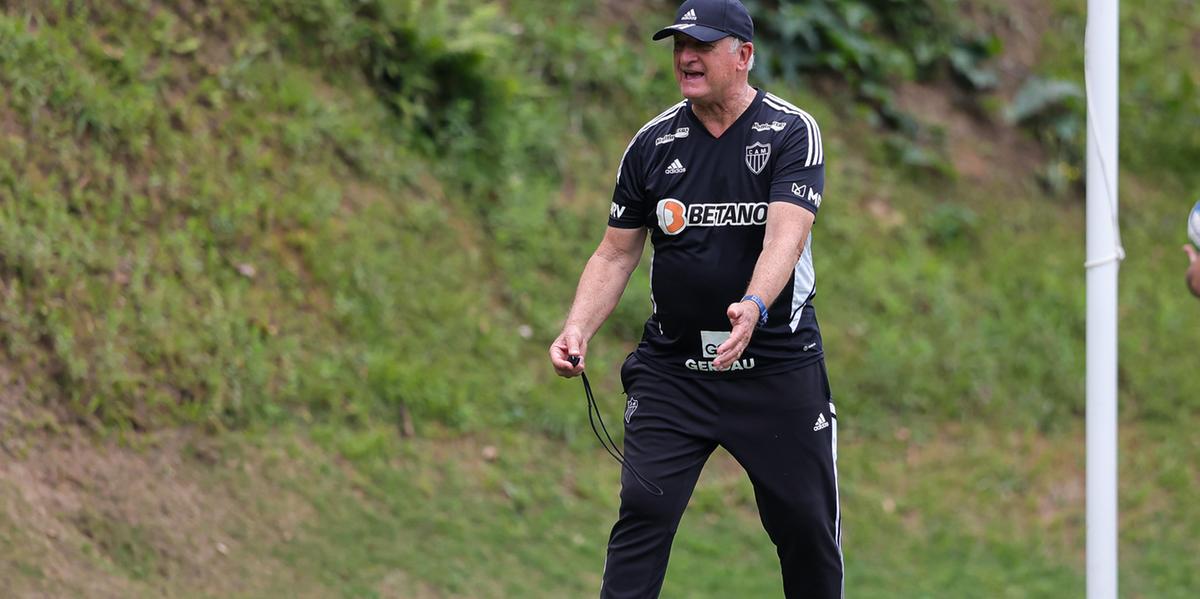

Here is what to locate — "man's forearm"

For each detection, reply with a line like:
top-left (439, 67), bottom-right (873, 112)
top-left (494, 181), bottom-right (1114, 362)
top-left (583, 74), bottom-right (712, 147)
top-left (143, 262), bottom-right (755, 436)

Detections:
top-left (711, 206), bottom-right (812, 369)
top-left (745, 205), bottom-right (814, 309)
top-left (745, 233), bottom-right (806, 308)
top-left (563, 249), bottom-right (640, 340)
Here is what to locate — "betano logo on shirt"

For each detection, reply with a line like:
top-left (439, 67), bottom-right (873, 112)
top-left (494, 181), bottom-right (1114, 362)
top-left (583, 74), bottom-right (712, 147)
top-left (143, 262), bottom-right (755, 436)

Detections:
top-left (655, 198), bottom-right (769, 236)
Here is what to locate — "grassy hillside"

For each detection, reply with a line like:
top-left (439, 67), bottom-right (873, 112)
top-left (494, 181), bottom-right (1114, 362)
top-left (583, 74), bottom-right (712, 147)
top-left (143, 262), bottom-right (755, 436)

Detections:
top-left (1, 0), bottom-right (1198, 596)
top-left (1, 420), bottom-right (1195, 597)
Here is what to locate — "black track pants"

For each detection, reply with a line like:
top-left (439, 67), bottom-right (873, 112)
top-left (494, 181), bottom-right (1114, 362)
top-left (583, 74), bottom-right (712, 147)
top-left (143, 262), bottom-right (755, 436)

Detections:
top-left (600, 355), bottom-right (842, 598)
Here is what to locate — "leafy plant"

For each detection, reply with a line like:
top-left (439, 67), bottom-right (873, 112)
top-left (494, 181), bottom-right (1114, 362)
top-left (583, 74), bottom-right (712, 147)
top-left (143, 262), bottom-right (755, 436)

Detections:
top-left (744, 0), bottom-right (1001, 126)
top-left (1005, 77), bottom-right (1084, 193)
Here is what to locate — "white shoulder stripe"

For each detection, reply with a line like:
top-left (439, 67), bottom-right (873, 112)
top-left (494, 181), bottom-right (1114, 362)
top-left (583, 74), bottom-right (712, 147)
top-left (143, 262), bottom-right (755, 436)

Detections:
top-left (647, 100), bottom-right (688, 126)
top-left (797, 111), bottom-right (816, 166)
top-left (765, 93), bottom-right (822, 163)
top-left (764, 95), bottom-right (823, 167)
top-left (764, 92), bottom-right (791, 105)
top-left (810, 113), bottom-right (823, 165)
top-left (765, 92), bottom-right (808, 114)
top-left (806, 112), bottom-right (816, 166)
top-left (765, 99), bottom-right (821, 165)
top-left (616, 101), bottom-right (686, 183)
top-left (762, 96), bottom-right (803, 116)
top-left (798, 111), bottom-right (823, 166)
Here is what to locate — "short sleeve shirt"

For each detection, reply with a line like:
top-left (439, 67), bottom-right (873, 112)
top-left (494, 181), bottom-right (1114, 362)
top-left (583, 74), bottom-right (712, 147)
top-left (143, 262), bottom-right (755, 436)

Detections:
top-left (609, 88), bottom-right (825, 378)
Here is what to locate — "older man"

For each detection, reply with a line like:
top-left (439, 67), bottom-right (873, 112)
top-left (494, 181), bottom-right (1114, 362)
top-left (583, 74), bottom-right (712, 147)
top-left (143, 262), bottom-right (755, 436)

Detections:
top-left (549, 0), bottom-right (841, 596)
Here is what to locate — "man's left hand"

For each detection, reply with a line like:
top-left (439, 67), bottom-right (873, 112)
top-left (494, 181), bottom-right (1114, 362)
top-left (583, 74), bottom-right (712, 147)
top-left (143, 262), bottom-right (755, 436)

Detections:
top-left (713, 300), bottom-right (759, 370)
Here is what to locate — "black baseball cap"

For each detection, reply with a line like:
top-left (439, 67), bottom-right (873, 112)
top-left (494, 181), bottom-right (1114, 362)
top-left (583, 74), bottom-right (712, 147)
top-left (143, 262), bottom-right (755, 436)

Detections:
top-left (652, 0), bottom-right (755, 43)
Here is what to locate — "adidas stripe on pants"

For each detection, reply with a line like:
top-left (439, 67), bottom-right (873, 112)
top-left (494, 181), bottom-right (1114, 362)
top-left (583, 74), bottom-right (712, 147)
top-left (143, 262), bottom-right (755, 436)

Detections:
top-left (600, 355), bottom-right (842, 598)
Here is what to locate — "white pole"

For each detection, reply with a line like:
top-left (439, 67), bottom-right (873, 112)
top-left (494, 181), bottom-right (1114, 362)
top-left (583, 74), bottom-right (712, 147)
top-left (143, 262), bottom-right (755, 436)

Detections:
top-left (1085, 0), bottom-right (1119, 597)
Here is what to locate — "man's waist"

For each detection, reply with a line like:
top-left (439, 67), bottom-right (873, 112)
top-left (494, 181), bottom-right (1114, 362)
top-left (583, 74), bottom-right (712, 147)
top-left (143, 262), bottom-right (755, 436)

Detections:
top-left (633, 334), bottom-right (822, 379)
top-left (632, 346), bottom-right (821, 379)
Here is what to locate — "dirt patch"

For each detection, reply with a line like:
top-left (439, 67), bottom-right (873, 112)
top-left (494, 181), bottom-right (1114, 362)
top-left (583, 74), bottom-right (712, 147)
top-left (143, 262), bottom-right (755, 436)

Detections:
top-left (0, 428), bottom-right (323, 598)
top-left (961, 0), bottom-right (1051, 95)
top-left (0, 363), bottom-right (25, 429)
top-left (893, 82), bottom-right (1044, 181)
top-left (0, 362), bottom-right (61, 443)
top-left (376, 569), bottom-right (457, 599)
top-left (892, 0), bottom-right (1053, 183)
top-left (0, 421), bottom-right (482, 598)
top-left (861, 424), bottom-right (1088, 564)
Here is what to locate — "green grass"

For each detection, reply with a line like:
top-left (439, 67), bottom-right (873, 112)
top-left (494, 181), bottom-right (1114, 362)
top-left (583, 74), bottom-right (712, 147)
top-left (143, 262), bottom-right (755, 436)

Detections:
top-left (5, 420), bottom-right (1180, 597)
top-left (0, 0), bottom-right (1199, 596)
top-left (3, 0), bottom-right (1197, 433)
top-left (282, 420), bottom-right (1191, 597)
top-left (0, 419), bottom-right (1195, 596)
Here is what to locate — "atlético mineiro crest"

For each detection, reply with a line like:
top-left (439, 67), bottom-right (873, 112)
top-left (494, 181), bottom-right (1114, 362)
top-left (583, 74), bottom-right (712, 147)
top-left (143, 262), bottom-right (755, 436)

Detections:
top-left (745, 142), bottom-right (771, 174)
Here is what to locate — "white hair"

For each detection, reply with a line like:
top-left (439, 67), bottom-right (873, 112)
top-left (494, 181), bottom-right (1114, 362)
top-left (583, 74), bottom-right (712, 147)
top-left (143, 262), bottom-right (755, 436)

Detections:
top-left (729, 36), bottom-right (755, 72)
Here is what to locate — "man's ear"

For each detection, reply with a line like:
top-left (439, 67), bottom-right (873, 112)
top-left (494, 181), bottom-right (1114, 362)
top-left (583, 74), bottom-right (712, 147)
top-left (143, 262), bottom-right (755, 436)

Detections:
top-left (741, 43), bottom-right (754, 69)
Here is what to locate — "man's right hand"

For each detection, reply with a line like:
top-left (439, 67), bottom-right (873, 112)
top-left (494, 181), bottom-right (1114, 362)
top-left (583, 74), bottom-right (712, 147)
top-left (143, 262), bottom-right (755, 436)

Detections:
top-left (550, 327), bottom-right (587, 378)
top-left (1184, 245), bottom-right (1200, 298)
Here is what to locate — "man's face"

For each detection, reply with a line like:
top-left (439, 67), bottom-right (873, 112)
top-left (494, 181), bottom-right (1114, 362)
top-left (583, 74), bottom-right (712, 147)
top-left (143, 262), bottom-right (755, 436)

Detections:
top-left (673, 34), bottom-right (746, 103)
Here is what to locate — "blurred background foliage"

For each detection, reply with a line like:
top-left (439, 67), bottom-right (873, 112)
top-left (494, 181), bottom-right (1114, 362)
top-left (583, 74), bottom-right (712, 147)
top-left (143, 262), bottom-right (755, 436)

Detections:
top-left (0, 0), bottom-right (1198, 595)
top-left (747, 0), bottom-right (1000, 123)
top-left (2, 0), bottom-right (1194, 434)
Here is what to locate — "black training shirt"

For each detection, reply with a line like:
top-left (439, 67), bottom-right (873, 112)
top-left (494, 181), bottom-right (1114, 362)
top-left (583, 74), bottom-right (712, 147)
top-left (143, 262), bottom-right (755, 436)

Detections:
top-left (609, 88), bottom-right (825, 378)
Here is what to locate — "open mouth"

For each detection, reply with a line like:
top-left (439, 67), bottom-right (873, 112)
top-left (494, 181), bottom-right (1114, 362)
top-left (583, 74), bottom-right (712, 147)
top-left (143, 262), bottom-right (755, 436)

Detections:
top-left (681, 69), bottom-right (705, 81)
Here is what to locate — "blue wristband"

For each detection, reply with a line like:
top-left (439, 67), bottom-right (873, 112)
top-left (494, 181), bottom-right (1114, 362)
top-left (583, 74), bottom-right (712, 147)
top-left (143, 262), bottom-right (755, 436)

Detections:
top-left (741, 294), bottom-right (768, 328)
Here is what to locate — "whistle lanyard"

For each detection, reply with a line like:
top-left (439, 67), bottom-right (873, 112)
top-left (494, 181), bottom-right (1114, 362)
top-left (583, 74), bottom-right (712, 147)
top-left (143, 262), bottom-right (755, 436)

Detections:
top-left (578, 369), bottom-right (663, 496)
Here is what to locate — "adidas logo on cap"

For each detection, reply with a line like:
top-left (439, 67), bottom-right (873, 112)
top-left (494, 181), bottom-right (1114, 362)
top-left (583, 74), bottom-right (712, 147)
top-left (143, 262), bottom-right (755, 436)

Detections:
top-left (665, 159), bottom-right (687, 174)
top-left (652, 0), bottom-right (754, 43)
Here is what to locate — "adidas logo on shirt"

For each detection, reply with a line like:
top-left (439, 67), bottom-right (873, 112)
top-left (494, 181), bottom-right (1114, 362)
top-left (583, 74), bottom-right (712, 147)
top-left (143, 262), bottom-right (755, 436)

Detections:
top-left (813, 413), bottom-right (830, 432)
top-left (681, 9), bottom-right (697, 21)
top-left (665, 159), bottom-right (687, 174)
